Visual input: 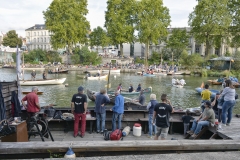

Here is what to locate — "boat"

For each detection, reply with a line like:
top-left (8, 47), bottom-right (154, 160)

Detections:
top-left (108, 87), bottom-right (152, 95)
top-left (207, 79), bottom-right (222, 85)
top-left (172, 84), bottom-right (184, 88)
top-left (20, 78), bottom-right (66, 86)
top-left (143, 73), bottom-right (155, 77)
top-left (172, 79), bottom-right (186, 88)
top-left (85, 74), bottom-right (108, 80)
top-left (195, 87), bottom-right (219, 98)
top-left (48, 70), bottom-right (69, 74)
top-left (2, 64), bottom-right (15, 68)
top-left (87, 89), bottom-right (115, 104)
top-left (102, 69), bottom-right (121, 73)
top-left (154, 72), bottom-right (167, 76)
top-left (21, 67), bottom-right (45, 70)
top-left (22, 91), bottom-right (43, 95)
top-left (167, 71), bottom-right (184, 75)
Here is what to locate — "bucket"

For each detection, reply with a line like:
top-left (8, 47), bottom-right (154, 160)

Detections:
top-left (133, 124), bottom-right (142, 137)
top-left (64, 147), bottom-right (76, 158)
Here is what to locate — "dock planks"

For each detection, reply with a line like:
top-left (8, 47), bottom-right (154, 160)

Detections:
top-left (217, 117), bottom-right (240, 140)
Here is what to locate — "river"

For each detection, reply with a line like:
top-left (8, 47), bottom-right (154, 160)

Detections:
top-left (0, 68), bottom-right (239, 113)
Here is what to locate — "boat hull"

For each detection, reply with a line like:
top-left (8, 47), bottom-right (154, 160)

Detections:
top-left (20, 78), bottom-right (66, 86)
top-left (48, 70), bottom-right (69, 74)
top-left (195, 87), bottom-right (219, 98)
top-left (102, 69), bottom-right (121, 73)
top-left (86, 75), bottom-right (108, 80)
top-left (108, 87), bottom-right (152, 95)
top-left (143, 74), bottom-right (155, 77)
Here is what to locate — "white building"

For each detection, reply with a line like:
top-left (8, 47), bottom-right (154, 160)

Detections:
top-left (25, 24), bottom-right (52, 51)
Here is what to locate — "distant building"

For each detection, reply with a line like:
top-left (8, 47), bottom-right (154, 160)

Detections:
top-left (25, 24), bottom-right (52, 51)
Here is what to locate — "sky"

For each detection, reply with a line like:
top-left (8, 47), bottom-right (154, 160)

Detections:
top-left (0, 0), bottom-right (198, 37)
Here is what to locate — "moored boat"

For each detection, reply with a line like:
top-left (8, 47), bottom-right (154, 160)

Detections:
top-left (2, 65), bottom-right (15, 68)
top-left (108, 87), bottom-right (152, 95)
top-left (20, 78), bottom-right (66, 86)
top-left (85, 74), bottom-right (108, 80)
top-left (207, 79), bottom-right (222, 85)
top-left (102, 69), bottom-right (121, 73)
top-left (143, 73), bottom-right (155, 77)
top-left (48, 70), bottom-right (69, 74)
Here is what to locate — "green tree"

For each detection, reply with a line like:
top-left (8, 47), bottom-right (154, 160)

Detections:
top-left (2, 30), bottom-right (22, 48)
top-left (166, 29), bottom-right (189, 63)
top-left (43, 0), bottom-right (90, 54)
top-left (24, 49), bottom-right (47, 63)
top-left (71, 46), bottom-right (102, 65)
top-left (180, 51), bottom-right (204, 70)
top-left (105, 0), bottom-right (136, 56)
top-left (188, 0), bottom-right (232, 56)
top-left (136, 0), bottom-right (171, 66)
top-left (148, 51), bottom-right (160, 65)
top-left (232, 51), bottom-right (240, 70)
top-left (89, 26), bottom-right (109, 52)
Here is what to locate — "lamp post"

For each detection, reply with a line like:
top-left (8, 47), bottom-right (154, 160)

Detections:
top-left (229, 59), bottom-right (234, 78)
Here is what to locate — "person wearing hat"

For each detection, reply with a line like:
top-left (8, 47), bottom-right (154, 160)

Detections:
top-left (187, 100), bottom-right (215, 138)
top-left (31, 70), bottom-right (36, 81)
top-left (71, 86), bottom-right (88, 138)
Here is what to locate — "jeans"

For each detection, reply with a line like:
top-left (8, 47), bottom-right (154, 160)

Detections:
top-left (112, 112), bottom-right (123, 131)
top-left (74, 113), bottom-right (86, 136)
top-left (148, 114), bottom-right (156, 136)
top-left (190, 119), bottom-right (209, 135)
top-left (201, 100), bottom-right (207, 112)
top-left (183, 123), bottom-right (190, 135)
top-left (96, 112), bottom-right (106, 132)
top-left (222, 100), bottom-right (236, 124)
top-left (218, 109), bottom-right (222, 123)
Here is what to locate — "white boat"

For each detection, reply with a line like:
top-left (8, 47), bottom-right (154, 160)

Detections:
top-left (172, 84), bottom-right (184, 88)
top-left (86, 74), bottom-right (108, 80)
top-left (154, 72), bottom-right (167, 76)
top-left (21, 67), bottom-right (45, 70)
top-left (102, 69), bottom-right (121, 73)
top-left (20, 78), bottom-right (66, 86)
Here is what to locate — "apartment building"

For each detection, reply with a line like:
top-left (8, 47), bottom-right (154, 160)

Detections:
top-left (25, 24), bottom-right (52, 51)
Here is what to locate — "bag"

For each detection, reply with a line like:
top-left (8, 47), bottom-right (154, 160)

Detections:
top-left (53, 111), bottom-right (62, 119)
top-left (110, 129), bottom-right (123, 141)
top-left (235, 93), bottom-right (238, 100)
top-left (0, 120), bottom-right (16, 137)
top-left (103, 129), bottom-right (111, 140)
top-left (218, 95), bottom-right (224, 106)
top-left (44, 107), bottom-right (56, 117)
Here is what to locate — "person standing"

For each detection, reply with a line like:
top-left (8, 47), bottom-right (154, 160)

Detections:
top-left (110, 90), bottom-right (124, 131)
top-left (94, 89), bottom-right (110, 134)
top-left (146, 94), bottom-right (158, 138)
top-left (201, 84), bottom-right (211, 111)
top-left (71, 86), bottom-right (87, 138)
top-left (220, 80), bottom-right (236, 126)
top-left (153, 94), bottom-right (174, 140)
top-left (182, 110), bottom-right (194, 136)
top-left (31, 70), bottom-right (36, 81)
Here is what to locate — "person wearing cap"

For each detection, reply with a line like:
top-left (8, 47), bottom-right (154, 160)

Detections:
top-left (187, 100), bottom-right (215, 138)
top-left (110, 90), bottom-right (124, 131)
top-left (71, 86), bottom-right (88, 138)
top-left (31, 70), bottom-right (36, 81)
top-left (21, 86), bottom-right (40, 117)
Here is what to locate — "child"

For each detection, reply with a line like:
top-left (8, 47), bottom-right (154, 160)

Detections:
top-left (182, 110), bottom-right (194, 136)
top-left (201, 84), bottom-right (211, 111)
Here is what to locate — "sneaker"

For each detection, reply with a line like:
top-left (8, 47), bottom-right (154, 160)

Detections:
top-left (217, 124), bottom-right (222, 130)
top-left (80, 134), bottom-right (84, 138)
top-left (96, 131), bottom-right (100, 133)
top-left (187, 130), bottom-right (194, 135)
top-left (191, 134), bottom-right (198, 138)
top-left (73, 134), bottom-right (78, 138)
top-left (147, 135), bottom-right (152, 139)
top-left (222, 124), bottom-right (226, 127)
top-left (226, 123), bottom-right (231, 126)
top-left (100, 131), bottom-right (104, 134)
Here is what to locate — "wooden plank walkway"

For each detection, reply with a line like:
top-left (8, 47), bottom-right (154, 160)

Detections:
top-left (217, 117), bottom-right (240, 140)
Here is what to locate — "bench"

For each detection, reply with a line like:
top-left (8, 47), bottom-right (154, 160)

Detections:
top-left (47, 117), bottom-right (96, 134)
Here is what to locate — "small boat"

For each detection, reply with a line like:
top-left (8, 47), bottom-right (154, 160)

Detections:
top-left (143, 73), bottom-right (155, 77)
top-left (2, 65), bottom-right (15, 68)
top-left (154, 72), bottom-right (167, 76)
top-left (207, 80), bottom-right (222, 85)
top-left (21, 67), bottom-right (45, 70)
top-left (22, 91), bottom-right (43, 95)
top-left (102, 69), bottom-right (121, 73)
top-left (108, 87), bottom-right (152, 95)
top-left (167, 71), bottom-right (184, 75)
top-left (20, 78), bottom-right (66, 86)
top-left (48, 70), bottom-right (69, 74)
top-left (172, 84), bottom-right (184, 88)
top-left (85, 74), bottom-right (108, 80)
top-left (195, 87), bottom-right (219, 98)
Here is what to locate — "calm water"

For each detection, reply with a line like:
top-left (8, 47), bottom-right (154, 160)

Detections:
top-left (1, 68), bottom-right (239, 113)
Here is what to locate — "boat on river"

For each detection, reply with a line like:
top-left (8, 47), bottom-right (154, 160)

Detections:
top-left (207, 79), bottom-right (222, 85)
top-left (85, 74), bottom-right (108, 80)
top-left (143, 73), bottom-right (155, 77)
top-left (108, 87), bottom-right (152, 95)
top-left (2, 64), bottom-right (15, 68)
top-left (22, 91), bottom-right (43, 95)
top-left (102, 69), bottom-right (121, 73)
top-left (195, 87), bottom-right (219, 98)
top-left (20, 78), bottom-right (66, 86)
top-left (48, 70), bottom-right (69, 74)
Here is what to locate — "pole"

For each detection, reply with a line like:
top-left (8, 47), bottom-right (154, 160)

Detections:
top-left (106, 65), bottom-right (111, 93)
top-left (229, 60), bottom-right (232, 78)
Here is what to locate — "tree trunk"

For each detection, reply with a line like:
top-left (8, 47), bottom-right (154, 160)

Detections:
top-left (120, 43), bottom-right (123, 57)
top-left (145, 41), bottom-right (149, 68)
top-left (205, 36), bottom-right (210, 57)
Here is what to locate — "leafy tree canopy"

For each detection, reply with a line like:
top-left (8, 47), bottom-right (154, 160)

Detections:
top-left (188, 0), bottom-right (232, 56)
top-left (71, 46), bottom-right (102, 65)
top-left (89, 26), bottom-right (109, 50)
top-left (43, 0), bottom-right (90, 53)
top-left (24, 49), bottom-right (61, 63)
top-left (180, 51), bottom-right (204, 70)
top-left (2, 30), bottom-right (22, 48)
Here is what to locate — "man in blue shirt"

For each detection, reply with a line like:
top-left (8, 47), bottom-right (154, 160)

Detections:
top-left (110, 90), bottom-right (124, 131)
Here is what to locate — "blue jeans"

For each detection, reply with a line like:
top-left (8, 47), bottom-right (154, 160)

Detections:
top-left (190, 119), bottom-right (209, 135)
top-left (222, 100), bottom-right (235, 124)
top-left (112, 112), bottom-right (123, 131)
top-left (148, 114), bottom-right (156, 136)
top-left (96, 112), bottom-right (106, 132)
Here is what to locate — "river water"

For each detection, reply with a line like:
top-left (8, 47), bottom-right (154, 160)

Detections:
top-left (0, 68), bottom-right (239, 113)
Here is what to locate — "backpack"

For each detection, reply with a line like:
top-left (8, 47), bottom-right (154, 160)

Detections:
top-left (110, 129), bottom-right (123, 141)
top-left (103, 129), bottom-right (111, 140)
top-left (53, 110), bottom-right (63, 119)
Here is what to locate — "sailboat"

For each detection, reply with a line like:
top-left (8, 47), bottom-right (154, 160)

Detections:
top-left (19, 52), bottom-right (66, 86)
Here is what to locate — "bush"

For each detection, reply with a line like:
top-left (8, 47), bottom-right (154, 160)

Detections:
top-left (201, 69), bottom-right (208, 77)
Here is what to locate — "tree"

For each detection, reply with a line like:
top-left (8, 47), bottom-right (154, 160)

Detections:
top-left (188, 0), bottom-right (232, 56)
top-left (71, 46), bottom-right (102, 65)
top-left (105, 0), bottom-right (136, 56)
top-left (136, 0), bottom-right (171, 66)
top-left (180, 51), bottom-right (204, 70)
top-left (89, 26), bottom-right (109, 52)
top-left (2, 30), bottom-right (22, 48)
top-left (43, 0), bottom-right (90, 54)
top-left (166, 29), bottom-right (189, 63)
top-left (24, 49), bottom-right (61, 63)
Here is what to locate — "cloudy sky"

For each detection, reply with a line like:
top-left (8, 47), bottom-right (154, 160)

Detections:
top-left (0, 0), bottom-right (198, 37)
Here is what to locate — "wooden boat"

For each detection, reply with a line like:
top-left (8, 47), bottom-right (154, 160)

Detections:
top-left (232, 81), bottom-right (240, 88)
top-left (102, 69), bottom-right (121, 73)
top-left (108, 87), bottom-right (152, 95)
top-left (22, 91), bottom-right (43, 95)
top-left (2, 65), bottom-right (15, 68)
top-left (154, 72), bottom-right (167, 76)
top-left (143, 73), bottom-right (155, 77)
top-left (207, 80), bottom-right (222, 85)
top-left (21, 67), bottom-right (45, 70)
top-left (167, 71), bottom-right (184, 75)
top-left (87, 89), bottom-right (115, 104)
top-left (48, 70), bottom-right (69, 74)
top-left (172, 84), bottom-right (184, 88)
top-left (195, 87), bottom-right (219, 98)
top-left (20, 78), bottom-right (66, 86)
top-left (85, 74), bottom-right (108, 80)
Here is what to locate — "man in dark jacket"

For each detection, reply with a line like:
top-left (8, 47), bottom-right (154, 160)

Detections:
top-left (146, 94), bottom-right (158, 138)
top-left (94, 89), bottom-right (110, 133)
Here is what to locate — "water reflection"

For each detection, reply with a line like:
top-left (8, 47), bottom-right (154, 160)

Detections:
top-left (1, 68), bottom-right (239, 111)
